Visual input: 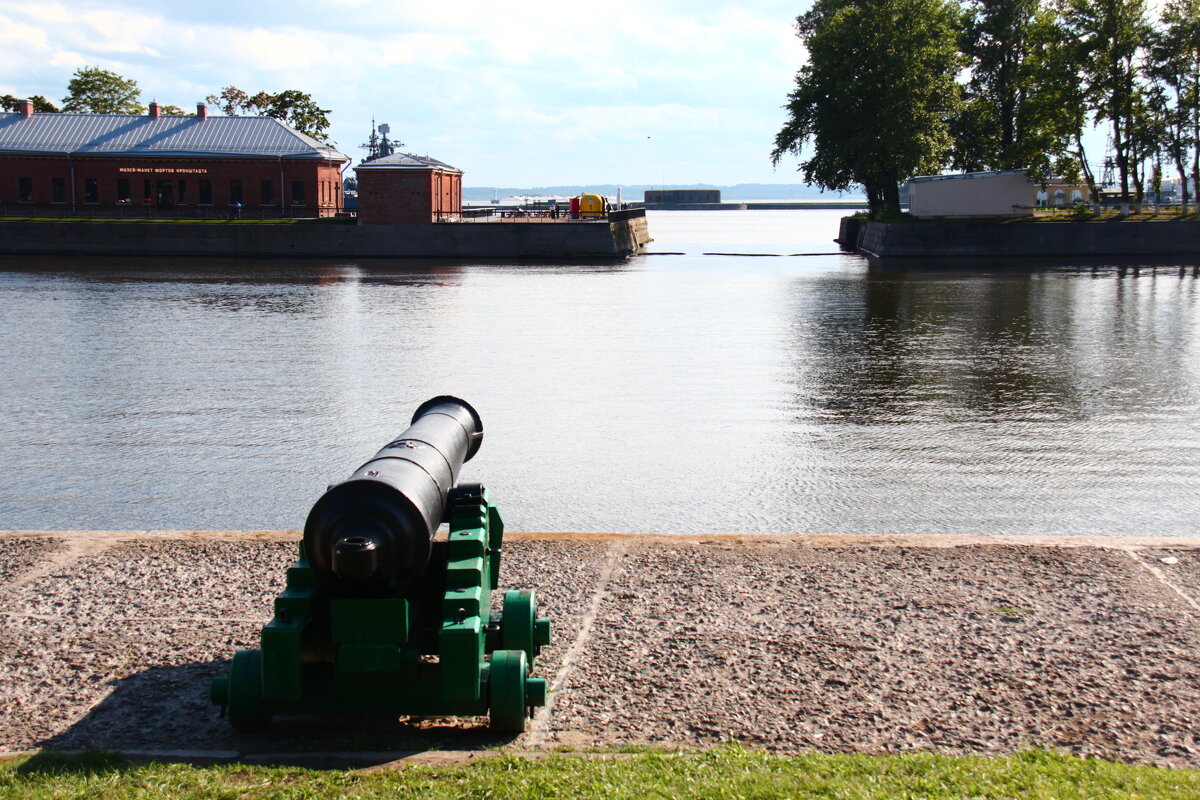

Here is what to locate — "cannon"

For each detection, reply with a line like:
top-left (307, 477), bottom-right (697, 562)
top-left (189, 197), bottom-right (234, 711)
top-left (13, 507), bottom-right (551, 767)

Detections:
top-left (211, 396), bottom-right (552, 731)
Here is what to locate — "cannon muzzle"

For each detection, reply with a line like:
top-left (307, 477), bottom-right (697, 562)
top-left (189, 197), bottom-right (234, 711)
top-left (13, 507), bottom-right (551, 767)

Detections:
top-left (303, 395), bottom-right (483, 595)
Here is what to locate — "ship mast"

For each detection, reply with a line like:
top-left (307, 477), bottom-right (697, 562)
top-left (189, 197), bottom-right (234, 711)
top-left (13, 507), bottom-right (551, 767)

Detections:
top-left (360, 119), bottom-right (403, 163)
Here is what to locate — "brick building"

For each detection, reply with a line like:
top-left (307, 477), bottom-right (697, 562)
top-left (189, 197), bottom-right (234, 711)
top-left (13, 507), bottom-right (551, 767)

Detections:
top-left (354, 153), bottom-right (462, 225)
top-left (0, 100), bottom-right (348, 217)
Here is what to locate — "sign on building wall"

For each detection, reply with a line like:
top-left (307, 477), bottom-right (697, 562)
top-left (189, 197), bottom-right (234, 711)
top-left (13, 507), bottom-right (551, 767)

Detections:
top-left (117, 167), bottom-right (209, 175)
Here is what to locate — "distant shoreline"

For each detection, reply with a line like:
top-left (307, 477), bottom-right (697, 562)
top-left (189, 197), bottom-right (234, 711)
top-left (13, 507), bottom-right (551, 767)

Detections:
top-left (637, 200), bottom-right (870, 211)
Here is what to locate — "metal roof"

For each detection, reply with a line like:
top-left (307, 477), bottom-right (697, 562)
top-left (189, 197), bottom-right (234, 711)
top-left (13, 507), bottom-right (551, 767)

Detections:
top-left (908, 169), bottom-right (1029, 183)
top-left (354, 152), bottom-right (460, 172)
top-left (0, 112), bottom-right (347, 162)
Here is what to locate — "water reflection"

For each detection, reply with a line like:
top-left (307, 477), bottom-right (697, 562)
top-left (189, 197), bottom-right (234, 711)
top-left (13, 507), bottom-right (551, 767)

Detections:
top-left (798, 261), bottom-right (1200, 424)
top-left (0, 218), bottom-right (1197, 537)
top-left (785, 260), bottom-right (1200, 537)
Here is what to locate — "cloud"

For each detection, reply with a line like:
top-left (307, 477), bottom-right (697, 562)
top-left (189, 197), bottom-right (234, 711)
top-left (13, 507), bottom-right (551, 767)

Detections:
top-left (0, 0), bottom-right (810, 185)
top-left (77, 9), bottom-right (164, 56)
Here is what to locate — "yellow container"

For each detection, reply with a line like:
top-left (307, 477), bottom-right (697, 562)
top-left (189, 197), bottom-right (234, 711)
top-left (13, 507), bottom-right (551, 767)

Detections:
top-left (579, 193), bottom-right (607, 218)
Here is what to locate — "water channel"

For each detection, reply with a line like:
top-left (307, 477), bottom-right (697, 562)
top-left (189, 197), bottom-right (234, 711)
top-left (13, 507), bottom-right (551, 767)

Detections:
top-left (1, 209), bottom-right (1197, 536)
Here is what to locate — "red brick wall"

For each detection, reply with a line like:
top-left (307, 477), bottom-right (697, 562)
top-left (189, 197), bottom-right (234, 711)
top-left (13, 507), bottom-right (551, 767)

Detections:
top-left (0, 155), bottom-right (343, 216)
top-left (432, 171), bottom-right (461, 217)
top-left (356, 168), bottom-right (461, 225)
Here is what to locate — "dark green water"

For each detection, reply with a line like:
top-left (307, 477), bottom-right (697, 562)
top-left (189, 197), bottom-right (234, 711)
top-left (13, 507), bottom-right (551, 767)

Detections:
top-left (1, 210), bottom-right (1197, 536)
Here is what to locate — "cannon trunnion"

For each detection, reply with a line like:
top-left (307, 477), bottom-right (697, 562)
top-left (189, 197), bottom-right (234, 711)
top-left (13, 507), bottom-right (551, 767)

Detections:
top-left (210, 396), bottom-right (552, 732)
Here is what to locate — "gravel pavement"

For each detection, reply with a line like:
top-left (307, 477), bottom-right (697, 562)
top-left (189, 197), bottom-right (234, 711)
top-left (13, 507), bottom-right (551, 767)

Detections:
top-left (1, 530), bottom-right (1198, 769)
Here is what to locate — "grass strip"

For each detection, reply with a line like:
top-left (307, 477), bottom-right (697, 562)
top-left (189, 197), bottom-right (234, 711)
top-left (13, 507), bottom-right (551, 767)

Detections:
top-left (2, 745), bottom-right (1198, 799)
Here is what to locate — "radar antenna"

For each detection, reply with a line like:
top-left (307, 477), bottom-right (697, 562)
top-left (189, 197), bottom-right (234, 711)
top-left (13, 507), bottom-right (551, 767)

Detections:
top-left (360, 119), bottom-right (404, 162)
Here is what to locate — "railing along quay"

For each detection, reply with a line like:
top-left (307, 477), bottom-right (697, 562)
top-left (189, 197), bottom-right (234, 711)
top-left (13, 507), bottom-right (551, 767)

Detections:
top-left (0, 204), bottom-right (345, 221)
top-left (445, 207), bottom-right (645, 223)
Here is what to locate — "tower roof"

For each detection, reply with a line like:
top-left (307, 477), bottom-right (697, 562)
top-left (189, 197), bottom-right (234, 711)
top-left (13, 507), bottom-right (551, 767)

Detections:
top-left (355, 152), bottom-right (460, 172)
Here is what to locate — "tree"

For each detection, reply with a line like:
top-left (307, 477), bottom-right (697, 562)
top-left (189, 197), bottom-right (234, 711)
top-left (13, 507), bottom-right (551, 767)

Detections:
top-left (206, 86), bottom-right (251, 116)
top-left (159, 104), bottom-right (187, 116)
top-left (1059, 0), bottom-right (1153, 203)
top-left (1, 94), bottom-right (60, 113)
top-left (1148, 0), bottom-right (1200, 213)
top-left (260, 90), bottom-right (331, 141)
top-left (32, 95), bottom-right (60, 113)
top-left (61, 66), bottom-right (144, 114)
top-left (205, 85), bottom-right (332, 141)
top-left (772, 0), bottom-right (963, 216)
top-left (954, 0), bottom-right (1078, 177)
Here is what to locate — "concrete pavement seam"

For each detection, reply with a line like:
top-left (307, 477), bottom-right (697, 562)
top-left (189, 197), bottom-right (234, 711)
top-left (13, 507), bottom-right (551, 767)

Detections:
top-left (1123, 550), bottom-right (1200, 613)
top-left (526, 539), bottom-right (628, 749)
top-left (1, 533), bottom-right (114, 608)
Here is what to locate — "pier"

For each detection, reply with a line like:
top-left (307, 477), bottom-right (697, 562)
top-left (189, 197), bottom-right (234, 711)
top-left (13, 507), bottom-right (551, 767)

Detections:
top-left (0, 208), bottom-right (650, 259)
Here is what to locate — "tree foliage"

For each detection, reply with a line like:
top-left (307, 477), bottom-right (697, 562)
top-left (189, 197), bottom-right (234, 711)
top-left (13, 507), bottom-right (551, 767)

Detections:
top-left (1, 95), bottom-right (60, 113)
top-left (1148, 0), bottom-right (1200, 211)
top-left (61, 66), bottom-right (144, 114)
top-left (772, 0), bottom-right (963, 216)
top-left (775, 0), bottom-right (1200, 212)
top-left (1058, 0), bottom-right (1153, 202)
top-left (954, 0), bottom-right (1077, 177)
top-left (205, 85), bottom-right (332, 141)
top-left (206, 86), bottom-right (251, 116)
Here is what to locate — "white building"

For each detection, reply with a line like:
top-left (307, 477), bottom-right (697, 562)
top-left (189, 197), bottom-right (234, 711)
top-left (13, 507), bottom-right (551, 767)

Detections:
top-left (907, 169), bottom-right (1086, 218)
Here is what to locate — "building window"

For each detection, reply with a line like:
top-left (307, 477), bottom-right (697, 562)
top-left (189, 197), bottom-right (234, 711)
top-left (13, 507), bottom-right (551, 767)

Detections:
top-left (52, 177), bottom-right (66, 204)
top-left (18, 177), bottom-right (33, 202)
top-left (84, 178), bottom-right (99, 204)
top-left (199, 180), bottom-right (212, 205)
top-left (292, 180), bottom-right (305, 205)
top-left (178, 179), bottom-right (187, 204)
top-left (230, 180), bottom-right (243, 205)
top-left (260, 179), bottom-right (274, 205)
top-left (117, 178), bottom-right (131, 203)
top-left (143, 179), bottom-right (153, 204)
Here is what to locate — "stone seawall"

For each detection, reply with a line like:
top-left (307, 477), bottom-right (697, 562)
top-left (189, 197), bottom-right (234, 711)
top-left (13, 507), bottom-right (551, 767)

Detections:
top-left (0, 212), bottom-right (651, 259)
top-left (610, 209), bottom-right (651, 253)
top-left (856, 218), bottom-right (1200, 257)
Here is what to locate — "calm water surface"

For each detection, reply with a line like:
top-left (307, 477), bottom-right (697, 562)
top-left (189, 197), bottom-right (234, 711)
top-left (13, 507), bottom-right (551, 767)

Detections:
top-left (1, 210), bottom-right (1197, 536)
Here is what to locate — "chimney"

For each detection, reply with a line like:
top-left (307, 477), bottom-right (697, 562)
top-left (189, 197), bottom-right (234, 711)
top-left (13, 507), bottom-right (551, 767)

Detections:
top-left (148, 101), bottom-right (160, 118)
top-left (196, 102), bottom-right (207, 119)
top-left (19, 98), bottom-right (33, 118)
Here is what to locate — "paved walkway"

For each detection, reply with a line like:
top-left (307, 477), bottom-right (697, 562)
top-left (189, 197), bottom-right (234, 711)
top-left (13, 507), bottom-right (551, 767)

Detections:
top-left (1, 530), bottom-right (1198, 769)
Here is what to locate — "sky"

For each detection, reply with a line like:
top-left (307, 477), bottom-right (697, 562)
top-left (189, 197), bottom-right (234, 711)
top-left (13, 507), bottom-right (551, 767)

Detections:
top-left (0, 0), bottom-right (810, 187)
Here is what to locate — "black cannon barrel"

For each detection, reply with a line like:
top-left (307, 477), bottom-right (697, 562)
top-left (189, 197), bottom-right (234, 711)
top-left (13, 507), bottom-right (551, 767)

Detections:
top-left (303, 396), bottom-right (484, 595)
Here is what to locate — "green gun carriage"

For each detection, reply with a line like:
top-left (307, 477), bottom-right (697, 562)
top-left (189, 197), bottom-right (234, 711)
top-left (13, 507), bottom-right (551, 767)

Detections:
top-left (210, 396), bottom-right (551, 731)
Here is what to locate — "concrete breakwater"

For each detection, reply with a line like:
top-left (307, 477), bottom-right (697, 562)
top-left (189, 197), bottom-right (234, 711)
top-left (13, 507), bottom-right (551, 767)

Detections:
top-left (0, 209), bottom-right (650, 259)
top-left (846, 217), bottom-right (1200, 258)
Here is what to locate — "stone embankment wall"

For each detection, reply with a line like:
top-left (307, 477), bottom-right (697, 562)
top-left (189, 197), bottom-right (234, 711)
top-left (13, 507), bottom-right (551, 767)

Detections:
top-left (610, 208), bottom-right (651, 253)
top-left (641, 202), bottom-right (748, 210)
top-left (854, 218), bottom-right (1200, 257)
top-left (644, 189), bottom-right (721, 204)
top-left (641, 202), bottom-right (869, 211)
top-left (0, 211), bottom-right (650, 259)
